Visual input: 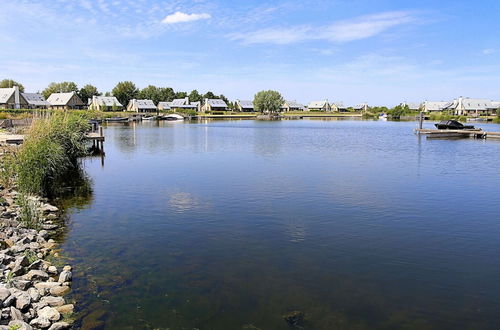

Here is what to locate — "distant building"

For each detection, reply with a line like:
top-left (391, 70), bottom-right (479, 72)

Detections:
top-left (352, 103), bottom-right (369, 112)
top-left (0, 87), bottom-right (27, 109)
top-left (330, 102), bottom-right (346, 112)
top-left (308, 100), bottom-right (331, 111)
top-left (47, 92), bottom-right (85, 110)
top-left (88, 96), bottom-right (123, 111)
top-left (443, 97), bottom-right (497, 116)
top-left (157, 102), bottom-right (172, 111)
top-left (422, 101), bottom-right (449, 113)
top-left (202, 98), bottom-right (228, 112)
top-left (22, 93), bottom-right (50, 109)
top-left (280, 100), bottom-right (304, 112)
top-left (236, 100), bottom-right (254, 112)
top-left (127, 99), bottom-right (157, 112)
top-left (400, 102), bottom-right (422, 111)
top-left (170, 97), bottom-right (200, 111)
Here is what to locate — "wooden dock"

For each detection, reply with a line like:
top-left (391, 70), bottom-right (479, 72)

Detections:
top-left (0, 129), bottom-right (105, 145)
top-left (415, 128), bottom-right (500, 140)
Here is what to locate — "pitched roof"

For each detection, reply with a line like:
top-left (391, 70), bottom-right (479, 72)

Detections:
top-left (423, 101), bottom-right (449, 111)
top-left (158, 102), bottom-right (172, 109)
top-left (283, 100), bottom-right (304, 109)
top-left (238, 100), bottom-right (254, 108)
top-left (405, 102), bottom-right (421, 110)
top-left (442, 98), bottom-right (494, 111)
top-left (0, 88), bottom-right (15, 104)
top-left (171, 98), bottom-right (189, 106)
top-left (206, 99), bottom-right (227, 107)
top-left (92, 96), bottom-right (123, 107)
top-left (21, 93), bottom-right (50, 106)
top-left (46, 92), bottom-right (79, 106)
top-left (131, 99), bottom-right (156, 109)
top-left (308, 100), bottom-right (328, 108)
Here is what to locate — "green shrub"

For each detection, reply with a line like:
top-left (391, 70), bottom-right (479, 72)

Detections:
top-left (17, 193), bottom-right (44, 230)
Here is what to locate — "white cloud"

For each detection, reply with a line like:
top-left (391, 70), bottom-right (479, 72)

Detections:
top-left (161, 11), bottom-right (211, 24)
top-left (229, 11), bottom-right (416, 45)
top-left (482, 49), bottom-right (495, 55)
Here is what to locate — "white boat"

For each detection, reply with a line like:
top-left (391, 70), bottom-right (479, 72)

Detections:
top-left (163, 114), bottom-right (184, 121)
top-left (379, 113), bottom-right (388, 120)
top-left (142, 116), bottom-right (156, 121)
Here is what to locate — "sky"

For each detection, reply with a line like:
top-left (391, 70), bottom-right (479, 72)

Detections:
top-left (0, 0), bottom-right (499, 106)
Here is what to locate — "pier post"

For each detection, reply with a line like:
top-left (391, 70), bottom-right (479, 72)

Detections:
top-left (419, 112), bottom-right (424, 130)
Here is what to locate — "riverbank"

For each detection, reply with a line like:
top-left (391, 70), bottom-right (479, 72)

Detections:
top-left (0, 187), bottom-right (74, 329)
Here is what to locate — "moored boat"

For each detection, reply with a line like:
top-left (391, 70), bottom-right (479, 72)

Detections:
top-left (105, 117), bottom-right (129, 123)
top-left (159, 114), bottom-right (184, 121)
top-left (434, 120), bottom-right (475, 130)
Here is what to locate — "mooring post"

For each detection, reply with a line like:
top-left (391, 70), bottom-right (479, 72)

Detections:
top-left (419, 112), bottom-right (424, 130)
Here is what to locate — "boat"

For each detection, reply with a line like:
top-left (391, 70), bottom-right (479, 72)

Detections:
top-left (159, 114), bottom-right (184, 121)
top-left (105, 117), bottom-right (129, 123)
top-left (434, 120), bottom-right (475, 130)
top-left (379, 113), bottom-right (388, 120)
top-left (142, 116), bottom-right (156, 121)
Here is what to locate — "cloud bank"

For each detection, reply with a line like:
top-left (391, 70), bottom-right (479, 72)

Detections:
top-left (162, 11), bottom-right (211, 24)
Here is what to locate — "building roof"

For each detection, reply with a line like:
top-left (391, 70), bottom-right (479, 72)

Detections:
top-left (491, 101), bottom-right (500, 108)
top-left (238, 100), bottom-right (254, 108)
top-left (423, 101), bottom-right (449, 111)
top-left (171, 98), bottom-right (189, 106)
top-left (0, 88), bottom-right (15, 104)
top-left (130, 99), bottom-right (156, 109)
top-left (308, 100), bottom-right (328, 108)
top-left (442, 98), bottom-right (494, 111)
top-left (21, 93), bottom-right (50, 106)
top-left (46, 92), bottom-right (79, 106)
top-left (404, 102), bottom-right (422, 110)
top-left (205, 99), bottom-right (227, 107)
top-left (92, 96), bottom-right (123, 107)
top-left (157, 102), bottom-right (172, 109)
top-left (283, 100), bottom-right (304, 109)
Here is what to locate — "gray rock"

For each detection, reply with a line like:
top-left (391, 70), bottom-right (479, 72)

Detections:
top-left (3, 294), bottom-right (15, 307)
top-left (37, 306), bottom-right (60, 321)
top-left (31, 301), bottom-right (48, 311)
top-left (27, 260), bottom-right (43, 271)
top-left (48, 322), bottom-right (70, 330)
top-left (10, 306), bottom-right (24, 320)
top-left (15, 292), bottom-right (31, 311)
top-left (25, 270), bottom-right (49, 281)
top-left (49, 286), bottom-right (70, 297)
top-left (30, 317), bottom-right (52, 329)
top-left (34, 282), bottom-right (60, 295)
top-left (41, 204), bottom-right (59, 213)
top-left (27, 288), bottom-right (41, 303)
top-left (0, 287), bottom-right (10, 301)
top-left (58, 271), bottom-right (72, 283)
top-left (8, 320), bottom-right (33, 330)
top-left (12, 279), bottom-right (31, 291)
top-left (47, 266), bottom-right (57, 275)
top-left (38, 230), bottom-right (49, 240)
top-left (40, 296), bottom-right (64, 307)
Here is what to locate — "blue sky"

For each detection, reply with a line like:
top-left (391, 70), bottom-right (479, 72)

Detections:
top-left (1, 0), bottom-right (499, 106)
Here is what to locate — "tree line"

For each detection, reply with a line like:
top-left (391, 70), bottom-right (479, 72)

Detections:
top-left (0, 79), bottom-right (230, 108)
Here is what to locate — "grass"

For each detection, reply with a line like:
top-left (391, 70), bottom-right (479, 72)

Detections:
top-left (0, 146), bottom-right (17, 189)
top-left (17, 193), bottom-right (44, 230)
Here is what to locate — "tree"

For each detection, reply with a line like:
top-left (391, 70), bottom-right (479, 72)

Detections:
top-left (219, 94), bottom-right (229, 104)
top-left (253, 90), bottom-right (284, 114)
top-left (188, 90), bottom-right (202, 102)
top-left (158, 87), bottom-right (175, 102)
top-left (112, 81), bottom-right (138, 107)
top-left (78, 84), bottom-right (100, 104)
top-left (42, 82), bottom-right (78, 99)
top-left (0, 79), bottom-right (24, 92)
top-left (139, 85), bottom-right (161, 104)
top-left (175, 91), bottom-right (187, 99)
top-left (203, 91), bottom-right (216, 99)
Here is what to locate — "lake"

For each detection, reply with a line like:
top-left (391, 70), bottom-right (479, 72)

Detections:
top-left (58, 119), bottom-right (500, 329)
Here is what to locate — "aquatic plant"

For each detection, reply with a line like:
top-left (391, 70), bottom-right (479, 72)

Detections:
top-left (17, 193), bottom-right (44, 230)
top-left (0, 147), bottom-right (17, 189)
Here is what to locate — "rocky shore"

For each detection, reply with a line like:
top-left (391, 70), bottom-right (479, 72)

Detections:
top-left (0, 189), bottom-right (74, 330)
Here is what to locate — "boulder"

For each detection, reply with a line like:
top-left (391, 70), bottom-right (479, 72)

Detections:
top-left (30, 317), bottom-right (52, 329)
top-left (47, 266), bottom-right (58, 275)
top-left (49, 286), bottom-right (70, 297)
top-left (37, 306), bottom-right (60, 322)
top-left (3, 294), bottom-right (16, 307)
top-left (55, 304), bottom-right (73, 315)
top-left (40, 296), bottom-right (64, 307)
top-left (25, 270), bottom-right (49, 281)
top-left (41, 204), bottom-right (59, 213)
top-left (10, 306), bottom-right (24, 320)
top-left (48, 322), bottom-right (70, 330)
top-left (0, 287), bottom-right (10, 301)
top-left (58, 270), bottom-right (72, 283)
top-left (27, 260), bottom-right (44, 271)
top-left (34, 282), bottom-right (60, 295)
top-left (27, 288), bottom-right (41, 303)
top-left (12, 279), bottom-right (31, 291)
top-left (8, 320), bottom-right (33, 330)
top-left (14, 292), bottom-right (31, 311)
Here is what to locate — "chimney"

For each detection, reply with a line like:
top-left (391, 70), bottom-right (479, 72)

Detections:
top-left (14, 86), bottom-right (20, 109)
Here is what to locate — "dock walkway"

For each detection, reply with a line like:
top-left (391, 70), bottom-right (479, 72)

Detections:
top-left (415, 128), bottom-right (500, 139)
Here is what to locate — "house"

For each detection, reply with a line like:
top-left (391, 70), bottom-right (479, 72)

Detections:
top-left (308, 100), bottom-right (331, 111)
top-left (236, 100), bottom-right (254, 112)
top-left (0, 86), bottom-right (27, 109)
top-left (422, 101), bottom-right (449, 113)
top-left (127, 99), bottom-right (157, 112)
top-left (330, 102), bottom-right (346, 112)
top-left (47, 92), bottom-right (85, 110)
top-left (352, 103), bottom-right (369, 112)
top-left (491, 101), bottom-right (500, 113)
top-left (170, 97), bottom-right (200, 111)
top-left (201, 98), bottom-right (228, 112)
top-left (280, 100), bottom-right (304, 112)
top-left (21, 93), bottom-right (50, 109)
top-left (88, 95), bottom-right (123, 111)
top-left (400, 102), bottom-right (422, 111)
top-left (443, 97), bottom-right (497, 116)
top-left (157, 102), bottom-right (172, 111)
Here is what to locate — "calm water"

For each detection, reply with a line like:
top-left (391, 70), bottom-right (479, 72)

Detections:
top-left (59, 119), bottom-right (500, 329)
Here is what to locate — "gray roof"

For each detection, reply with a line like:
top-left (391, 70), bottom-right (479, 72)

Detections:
top-left (283, 100), bottom-right (304, 109)
top-left (308, 100), bottom-right (329, 108)
top-left (46, 92), bottom-right (78, 106)
top-left (131, 99), bottom-right (156, 109)
top-left (21, 93), bottom-right (50, 106)
top-left (238, 100), bottom-right (254, 108)
top-left (0, 88), bottom-right (15, 104)
top-left (171, 98), bottom-right (189, 106)
top-left (92, 96), bottom-right (123, 107)
top-left (404, 102), bottom-right (421, 110)
top-left (442, 98), bottom-right (494, 111)
top-left (157, 102), bottom-right (172, 109)
top-left (491, 101), bottom-right (500, 108)
top-left (423, 101), bottom-right (449, 111)
top-left (206, 99), bottom-right (227, 107)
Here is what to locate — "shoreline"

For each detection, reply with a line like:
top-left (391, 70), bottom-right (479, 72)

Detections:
top-left (0, 187), bottom-right (75, 330)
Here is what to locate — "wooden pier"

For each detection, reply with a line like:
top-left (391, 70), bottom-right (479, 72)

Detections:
top-left (415, 128), bottom-right (500, 140)
top-left (0, 126), bottom-right (105, 145)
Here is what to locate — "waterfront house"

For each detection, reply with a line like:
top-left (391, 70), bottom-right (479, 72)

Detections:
top-left (21, 93), bottom-right (50, 109)
top-left (88, 95), bottom-right (123, 111)
top-left (236, 100), bottom-right (254, 112)
top-left (308, 100), bottom-right (331, 111)
top-left (127, 99), bottom-right (157, 112)
top-left (352, 103), bottom-right (369, 112)
top-left (400, 102), bottom-right (422, 111)
top-left (46, 92), bottom-right (85, 110)
top-left (0, 86), bottom-right (27, 109)
top-left (492, 101), bottom-right (500, 114)
top-left (331, 102), bottom-right (346, 112)
top-left (281, 100), bottom-right (305, 112)
top-left (170, 97), bottom-right (200, 111)
top-left (157, 102), bottom-right (172, 111)
top-left (422, 101), bottom-right (450, 113)
top-left (202, 98), bottom-right (228, 112)
top-left (442, 97), bottom-right (497, 116)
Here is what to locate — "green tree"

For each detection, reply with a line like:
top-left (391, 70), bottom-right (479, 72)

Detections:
top-left (112, 81), bottom-right (139, 107)
top-left (203, 91), bottom-right (216, 99)
top-left (42, 82), bottom-right (78, 99)
top-left (139, 85), bottom-right (161, 104)
top-left (78, 84), bottom-right (100, 104)
top-left (175, 91), bottom-right (187, 99)
top-left (253, 90), bottom-right (284, 114)
top-left (158, 87), bottom-right (175, 102)
top-left (188, 90), bottom-right (202, 102)
top-left (219, 94), bottom-right (229, 104)
top-left (0, 79), bottom-right (24, 92)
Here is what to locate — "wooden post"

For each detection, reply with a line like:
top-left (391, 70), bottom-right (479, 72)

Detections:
top-left (419, 111), bottom-right (424, 130)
